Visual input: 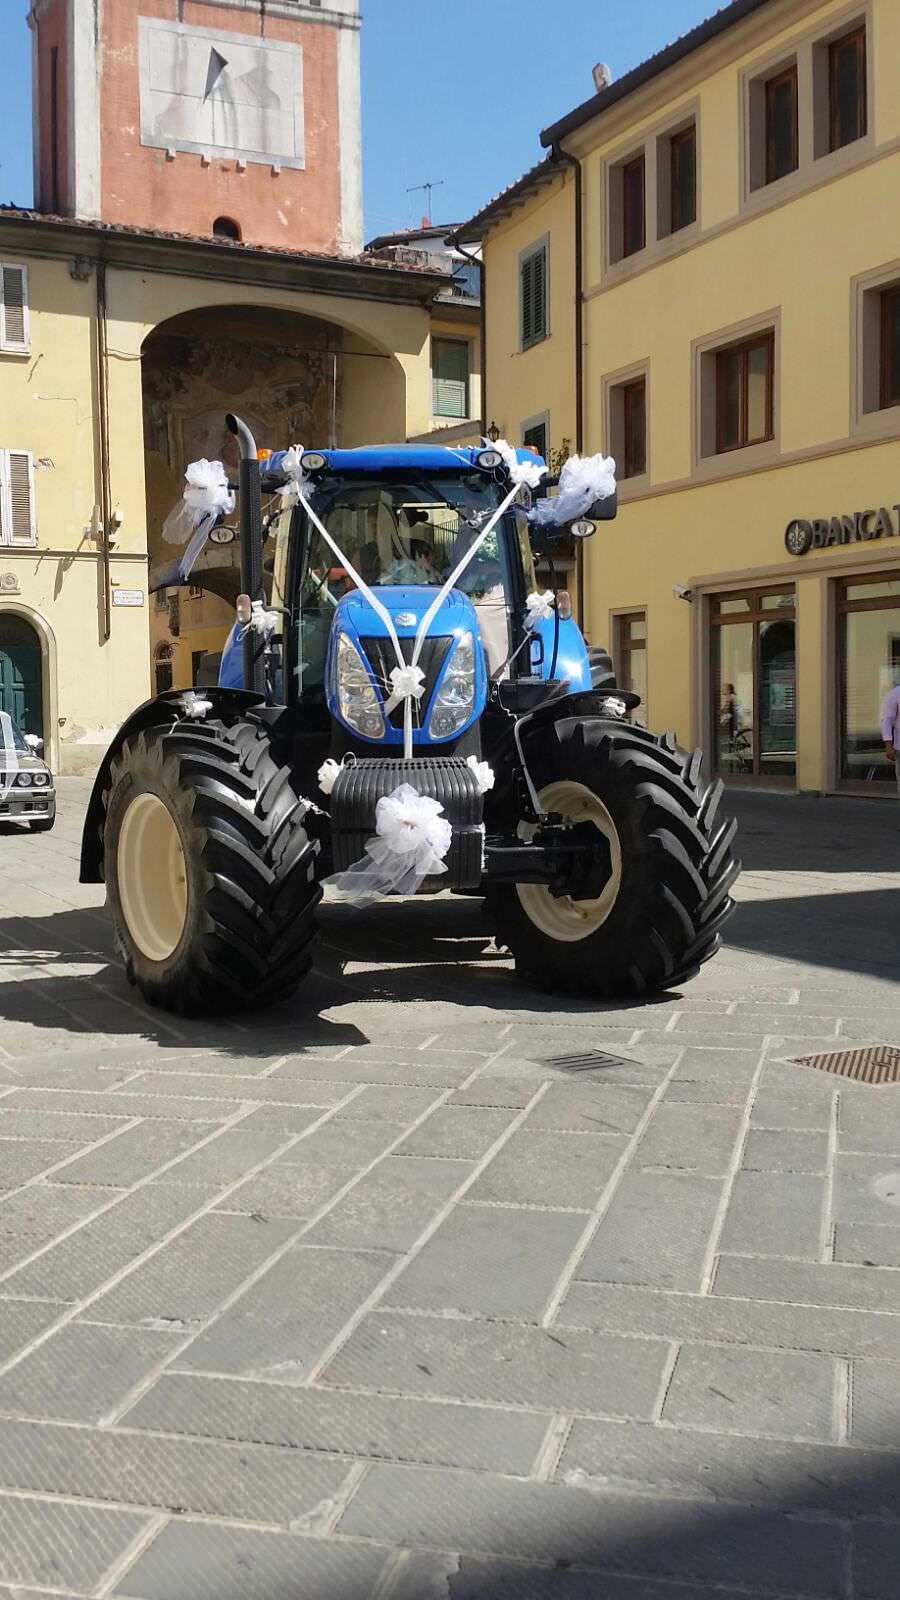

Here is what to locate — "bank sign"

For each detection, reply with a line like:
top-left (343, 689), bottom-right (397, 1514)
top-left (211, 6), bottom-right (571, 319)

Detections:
top-left (785, 505), bottom-right (900, 556)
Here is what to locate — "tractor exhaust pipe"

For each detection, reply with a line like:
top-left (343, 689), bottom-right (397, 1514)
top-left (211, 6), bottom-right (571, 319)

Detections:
top-left (226, 413), bottom-right (266, 698)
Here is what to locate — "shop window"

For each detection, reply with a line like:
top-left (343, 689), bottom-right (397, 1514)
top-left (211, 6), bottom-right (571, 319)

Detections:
top-left (608, 151), bottom-right (645, 264)
top-left (827, 25), bottom-right (867, 152)
top-left (615, 612), bottom-right (647, 725)
top-left (658, 123), bottom-right (696, 237)
top-left (747, 59), bottom-right (798, 190)
top-left (711, 587), bottom-right (795, 780)
top-left (520, 242), bottom-right (548, 350)
top-left (838, 575), bottom-right (900, 787)
top-left (712, 332), bottom-right (774, 454)
top-left (0, 264), bottom-right (29, 354)
top-left (0, 450), bottom-right (35, 546)
top-left (432, 338), bottom-right (469, 418)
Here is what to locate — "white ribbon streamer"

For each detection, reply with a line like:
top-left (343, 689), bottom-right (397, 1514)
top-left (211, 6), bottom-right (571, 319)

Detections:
top-left (325, 784), bottom-right (453, 905)
top-left (241, 601), bottom-right (279, 638)
top-left (528, 452), bottom-right (617, 528)
top-left (524, 591), bottom-right (556, 629)
top-left (0, 710), bottom-right (19, 801)
top-left (178, 691), bottom-right (212, 720)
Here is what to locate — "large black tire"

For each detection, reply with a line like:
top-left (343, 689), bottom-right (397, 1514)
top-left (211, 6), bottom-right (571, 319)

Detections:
top-left (102, 715), bottom-right (321, 1015)
top-left (487, 719), bottom-right (739, 998)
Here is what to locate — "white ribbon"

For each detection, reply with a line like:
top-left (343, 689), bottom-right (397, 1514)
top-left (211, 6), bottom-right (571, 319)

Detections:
top-left (524, 591), bottom-right (556, 629)
top-left (241, 600), bottom-right (279, 638)
top-left (528, 452), bottom-right (617, 527)
top-left (178, 691), bottom-right (212, 720)
top-left (466, 755), bottom-right (494, 794)
top-left (162, 458), bottom-right (236, 580)
top-left (383, 663), bottom-right (426, 716)
top-left (491, 437), bottom-right (547, 490)
top-left (0, 710), bottom-right (19, 801)
top-left (325, 783), bottom-right (453, 905)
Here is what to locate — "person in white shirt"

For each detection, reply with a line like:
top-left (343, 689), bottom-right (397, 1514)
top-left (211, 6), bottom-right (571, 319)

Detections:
top-left (881, 682), bottom-right (900, 814)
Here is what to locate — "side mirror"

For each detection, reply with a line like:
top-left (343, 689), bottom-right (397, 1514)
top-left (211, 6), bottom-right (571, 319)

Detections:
top-left (586, 490), bottom-right (617, 521)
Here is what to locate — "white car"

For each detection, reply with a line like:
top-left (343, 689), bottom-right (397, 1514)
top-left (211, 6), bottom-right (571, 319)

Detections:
top-left (0, 720), bottom-right (55, 833)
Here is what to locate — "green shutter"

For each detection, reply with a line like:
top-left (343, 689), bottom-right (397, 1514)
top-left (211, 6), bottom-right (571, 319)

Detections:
top-left (432, 339), bottom-right (468, 418)
top-left (521, 246), bottom-right (547, 348)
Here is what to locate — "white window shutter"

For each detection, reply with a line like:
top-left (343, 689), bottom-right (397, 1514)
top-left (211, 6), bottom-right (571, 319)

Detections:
top-left (1, 452), bottom-right (36, 546)
top-left (0, 265), bottom-right (29, 353)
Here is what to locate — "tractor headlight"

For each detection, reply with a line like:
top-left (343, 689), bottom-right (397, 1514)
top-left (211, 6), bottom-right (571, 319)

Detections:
top-left (428, 631), bottom-right (476, 740)
top-left (335, 633), bottom-right (385, 740)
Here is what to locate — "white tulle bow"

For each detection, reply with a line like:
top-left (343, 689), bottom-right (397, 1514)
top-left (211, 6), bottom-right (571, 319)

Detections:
top-left (528, 452), bottom-right (617, 527)
top-left (178, 691), bottom-right (213, 720)
top-left (241, 601), bottom-right (279, 638)
top-left (524, 591), bottom-right (556, 629)
top-left (383, 662), bottom-right (426, 715)
top-left (279, 445), bottom-right (311, 504)
top-left (161, 457), bottom-right (236, 580)
top-left (466, 756), bottom-right (495, 794)
top-left (325, 784), bottom-right (453, 904)
top-left (490, 437), bottom-right (547, 491)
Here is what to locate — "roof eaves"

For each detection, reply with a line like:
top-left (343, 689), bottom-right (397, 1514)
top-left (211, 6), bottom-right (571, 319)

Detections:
top-left (449, 157), bottom-right (560, 244)
top-left (540, 0), bottom-right (774, 148)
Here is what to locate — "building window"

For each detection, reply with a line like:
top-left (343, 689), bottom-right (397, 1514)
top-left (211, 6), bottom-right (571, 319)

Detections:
top-left (0, 450), bottom-right (35, 546)
top-left (765, 66), bottom-right (799, 184)
top-left (838, 575), bottom-right (900, 788)
top-left (520, 243), bottom-right (548, 349)
top-left (615, 612), bottom-right (647, 725)
top-left (154, 588), bottom-right (168, 612)
top-left (522, 418), bottom-right (548, 459)
top-left (187, 584), bottom-right (204, 600)
top-left (622, 379), bottom-right (647, 478)
top-left (829, 25), bottom-right (867, 151)
top-left (711, 588), bottom-right (796, 780)
top-left (668, 125), bottom-right (696, 234)
top-left (0, 264), bottom-right (29, 354)
top-left (881, 286), bottom-right (900, 410)
top-left (212, 217), bottom-right (241, 241)
top-left (714, 333), bottom-right (774, 453)
top-left (432, 338), bottom-right (469, 418)
top-left (622, 154), bottom-right (645, 258)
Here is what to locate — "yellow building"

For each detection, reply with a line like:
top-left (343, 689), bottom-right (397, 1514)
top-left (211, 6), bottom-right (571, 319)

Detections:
top-left (460, 0), bottom-right (900, 796)
top-left (0, 212), bottom-right (476, 771)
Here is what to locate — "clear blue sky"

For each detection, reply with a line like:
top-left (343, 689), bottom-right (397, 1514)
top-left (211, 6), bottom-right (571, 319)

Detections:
top-left (0, 0), bottom-right (719, 239)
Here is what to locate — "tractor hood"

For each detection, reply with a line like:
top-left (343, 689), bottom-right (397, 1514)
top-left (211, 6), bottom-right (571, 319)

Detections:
top-left (325, 585), bottom-right (488, 747)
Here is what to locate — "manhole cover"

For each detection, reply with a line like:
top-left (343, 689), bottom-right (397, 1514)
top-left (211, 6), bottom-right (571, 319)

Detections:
top-left (538, 1049), bottom-right (629, 1073)
top-left (790, 1045), bottom-right (900, 1085)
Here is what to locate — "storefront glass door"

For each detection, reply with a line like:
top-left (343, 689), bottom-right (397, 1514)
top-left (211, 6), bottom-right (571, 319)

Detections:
top-left (711, 588), bottom-right (796, 780)
top-left (839, 575), bottom-right (900, 788)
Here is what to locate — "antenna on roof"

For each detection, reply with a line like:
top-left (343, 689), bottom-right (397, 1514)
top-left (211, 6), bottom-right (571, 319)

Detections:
top-left (592, 62), bottom-right (613, 91)
top-left (406, 180), bottom-right (444, 227)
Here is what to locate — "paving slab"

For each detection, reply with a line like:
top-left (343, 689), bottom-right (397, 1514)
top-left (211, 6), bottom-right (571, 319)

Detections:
top-left (577, 1171), bottom-right (723, 1291)
top-left (301, 1154), bottom-right (470, 1251)
top-left (468, 1127), bottom-right (623, 1207)
top-left (662, 1342), bottom-right (837, 1441)
top-left (0, 1321), bottom-right (182, 1423)
top-left (833, 1222), bottom-right (900, 1267)
top-left (112, 1523), bottom-right (389, 1600)
top-left (0, 1491), bottom-right (149, 1591)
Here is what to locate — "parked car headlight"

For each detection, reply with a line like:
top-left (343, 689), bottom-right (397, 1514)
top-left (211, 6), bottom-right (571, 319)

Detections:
top-left (335, 633), bottom-right (385, 740)
top-left (15, 772), bottom-right (32, 787)
top-left (428, 631), bottom-right (476, 740)
top-left (31, 771), bottom-right (49, 787)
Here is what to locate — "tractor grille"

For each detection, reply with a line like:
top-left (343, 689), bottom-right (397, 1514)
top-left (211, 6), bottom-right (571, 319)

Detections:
top-left (359, 636), bottom-right (453, 730)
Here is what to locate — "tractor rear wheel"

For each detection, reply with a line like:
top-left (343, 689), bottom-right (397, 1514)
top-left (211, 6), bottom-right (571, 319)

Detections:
top-left (487, 719), bottom-right (738, 998)
top-left (103, 716), bottom-right (320, 1015)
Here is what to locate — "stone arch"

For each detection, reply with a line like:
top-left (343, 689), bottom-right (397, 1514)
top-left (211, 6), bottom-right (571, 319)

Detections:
top-left (0, 601), bottom-right (60, 770)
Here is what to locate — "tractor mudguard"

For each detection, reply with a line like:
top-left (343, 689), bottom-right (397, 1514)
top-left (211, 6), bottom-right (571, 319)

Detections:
top-left (78, 687), bottom-right (265, 883)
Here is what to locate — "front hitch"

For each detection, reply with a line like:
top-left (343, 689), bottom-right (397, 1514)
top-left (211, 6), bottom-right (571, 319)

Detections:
top-left (483, 824), bottom-right (612, 900)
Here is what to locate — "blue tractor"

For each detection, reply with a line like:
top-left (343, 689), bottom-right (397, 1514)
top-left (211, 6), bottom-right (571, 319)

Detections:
top-left (80, 417), bottom-right (738, 1015)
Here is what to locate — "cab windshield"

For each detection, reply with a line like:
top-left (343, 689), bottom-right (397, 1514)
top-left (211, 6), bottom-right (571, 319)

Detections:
top-left (276, 473), bottom-right (537, 695)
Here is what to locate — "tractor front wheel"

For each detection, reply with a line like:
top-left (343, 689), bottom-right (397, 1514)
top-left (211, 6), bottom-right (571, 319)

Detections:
top-left (103, 716), bottom-right (321, 1015)
top-left (487, 720), bottom-right (738, 998)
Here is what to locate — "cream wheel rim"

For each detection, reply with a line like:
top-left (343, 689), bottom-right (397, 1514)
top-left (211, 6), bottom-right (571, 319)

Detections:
top-left (516, 780), bottom-right (622, 942)
top-left (117, 792), bottom-right (188, 963)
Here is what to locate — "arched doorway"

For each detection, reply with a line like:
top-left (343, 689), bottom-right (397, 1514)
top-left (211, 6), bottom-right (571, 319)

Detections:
top-left (0, 612), bottom-right (43, 738)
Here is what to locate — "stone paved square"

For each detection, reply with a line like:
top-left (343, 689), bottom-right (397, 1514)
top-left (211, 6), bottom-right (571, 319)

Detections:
top-left (0, 783), bottom-right (900, 1596)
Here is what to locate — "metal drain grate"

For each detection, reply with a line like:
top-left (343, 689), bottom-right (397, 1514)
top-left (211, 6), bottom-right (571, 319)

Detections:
top-left (790, 1045), bottom-right (900, 1085)
top-left (538, 1049), bottom-right (630, 1074)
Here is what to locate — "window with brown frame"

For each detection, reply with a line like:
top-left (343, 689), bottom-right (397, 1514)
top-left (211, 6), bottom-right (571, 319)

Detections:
top-left (622, 379), bottom-right (647, 478)
top-left (715, 333), bottom-right (774, 453)
top-left (829, 25), bottom-right (866, 151)
top-left (765, 65), bottom-right (798, 184)
top-left (880, 286), bottom-right (900, 411)
top-left (669, 125), bottom-right (696, 233)
top-left (621, 154), bottom-right (645, 258)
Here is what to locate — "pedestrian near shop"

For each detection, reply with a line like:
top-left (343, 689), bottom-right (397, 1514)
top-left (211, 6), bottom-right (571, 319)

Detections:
top-left (882, 680), bottom-right (900, 817)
